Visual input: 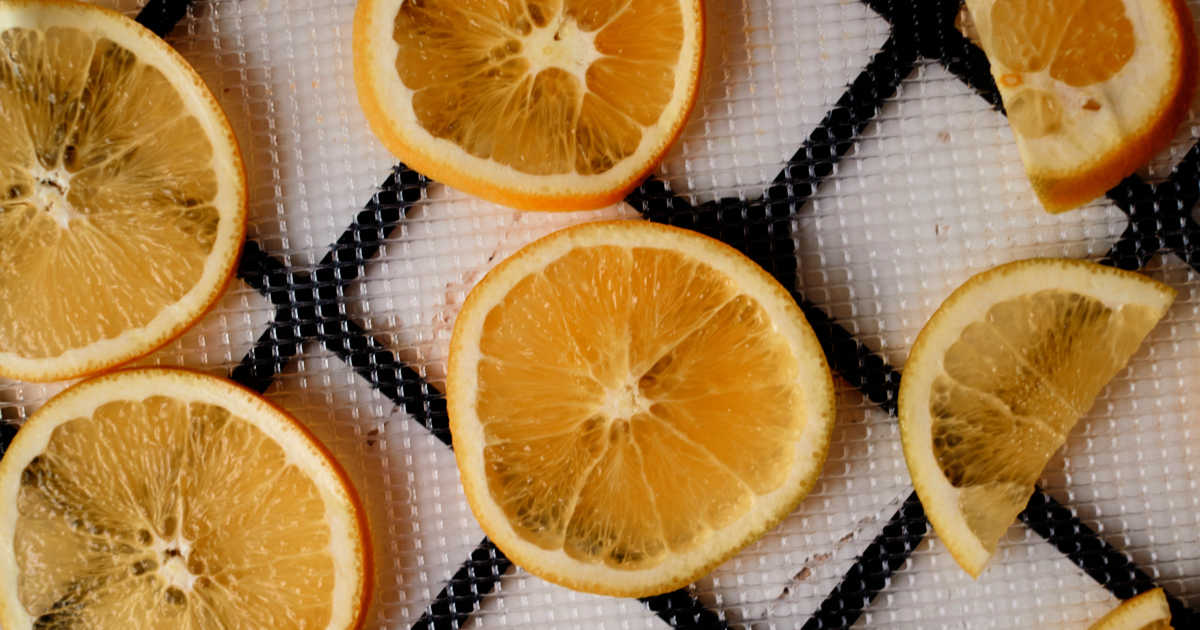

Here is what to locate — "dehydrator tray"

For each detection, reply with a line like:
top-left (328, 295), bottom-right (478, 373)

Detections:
top-left (1, 0), bottom-right (1198, 627)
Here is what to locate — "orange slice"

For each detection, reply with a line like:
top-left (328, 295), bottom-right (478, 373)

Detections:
top-left (0, 0), bottom-right (247, 381)
top-left (353, 0), bottom-right (704, 211)
top-left (899, 259), bottom-right (1175, 576)
top-left (0, 368), bottom-right (371, 629)
top-left (447, 221), bottom-right (836, 596)
top-left (1090, 588), bottom-right (1174, 630)
top-left (964, 0), bottom-right (1197, 212)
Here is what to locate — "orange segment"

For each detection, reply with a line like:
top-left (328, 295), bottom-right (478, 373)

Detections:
top-left (964, 0), bottom-right (1196, 211)
top-left (448, 221), bottom-right (836, 597)
top-left (988, 0), bottom-right (1135, 85)
top-left (1046, 0), bottom-right (1135, 87)
top-left (0, 0), bottom-right (246, 381)
top-left (631, 416), bottom-right (752, 552)
top-left (561, 419), bottom-right (666, 569)
top-left (354, 0), bottom-right (703, 210)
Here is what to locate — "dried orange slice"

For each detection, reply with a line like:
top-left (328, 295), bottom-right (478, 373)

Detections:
top-left (0, 0), bottom-right (247, 382)
top-left (899, 259), bottom-right (1175, 577)
top-left (447, 221), bottom-right (836, 596)
top-left (353, 0), bottom-right (703, 211)
top-left (1090, 588), bottom-right (1174, 630)
top-left (0, 368), bottom-right (371, 629)
top-left (965, 0), bottom-right (1196, 212)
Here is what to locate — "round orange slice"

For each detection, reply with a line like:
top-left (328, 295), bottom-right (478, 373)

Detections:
top-left (0, 0), bottom-right (247, 381)
top-left (447, 221), bottom-right (836, 596)
top-left (353, 0), bottom-right (704, 211)
top-left (0, 368), bottom-right (371, 629)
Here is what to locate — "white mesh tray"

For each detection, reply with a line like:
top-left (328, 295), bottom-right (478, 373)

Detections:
top-left (1, 1), bottom-right (1198, 628)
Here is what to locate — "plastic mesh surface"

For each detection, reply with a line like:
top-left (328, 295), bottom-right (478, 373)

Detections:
top-left (1, 0), bottom-right (1199, 628)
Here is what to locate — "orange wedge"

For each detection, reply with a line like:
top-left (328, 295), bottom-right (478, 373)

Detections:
top-left (899, 259), bottom-right (1175, 577)
top-left (964, 0), bottom-right (1197, 211)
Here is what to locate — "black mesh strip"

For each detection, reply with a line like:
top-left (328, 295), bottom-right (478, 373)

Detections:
top-left (627, 32), bottom-right (916, 282)
top-left (410, 538), bottom-right (512, 630)
top-left (1163, 213), bottom-right (1200, 273)
top-left (0, 422), bottom-right (17, 457)
top-left (318, 317), bottom-right (451, 445)
top-left (929, 25), bottom-right (1002, 110)
top-left (313, 165), bottom-right (428, 287)
top-left (228, 310), bottom-right (303, 394)
top-left (772, 34), bottom-right (918, 187)
top-left (1099, 224), bottom-right (1162, 271)
top-left (1160, 143), bottom-right (1200, 215)
top-left (626, 181), bottom-right (799, 285)
top-left (1020, 490), bottom-right (1200, 627)
top-left (229, 242), bottom-right (306, 391)
top-left (231, 170), bottom-right (446, 442)
top-left (305, 168), bottom-right (437, 439)
top-left (135, 0), bottom-right (193, 38)
top-left (868, 0), bottom-right (1004, 110)
top-left (235, 239), bottom-right (291, 296)
top-left (244, 253), bottom-right (452, 444)
top-left (799, 295), bottom-right (901, 414)
top-left (641, 589), bottom-right (730, 629)
top-left (1109, 175), bottom-right (1159, 215)
top-left (802, 492), bottom-right (928, 630)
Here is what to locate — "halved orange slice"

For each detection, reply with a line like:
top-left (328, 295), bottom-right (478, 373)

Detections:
top-left (899, 259), bottom-right (1175, 576)
top-left (964, 0), bottom-right (1197, 211)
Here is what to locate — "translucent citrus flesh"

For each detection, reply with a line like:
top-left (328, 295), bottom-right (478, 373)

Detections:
top-left (989, 0), bottom-right (1134, 138)
top-left (475, 245), bottom-right (804, 570)
top-left (394, 0), bottom-right (682, 176)
top-left (931, 289), bottom-right (1163, 554)
top-left (0, 25), bottom-right (221, 361)
top-left (13, 395), bottom-right (338, 628)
